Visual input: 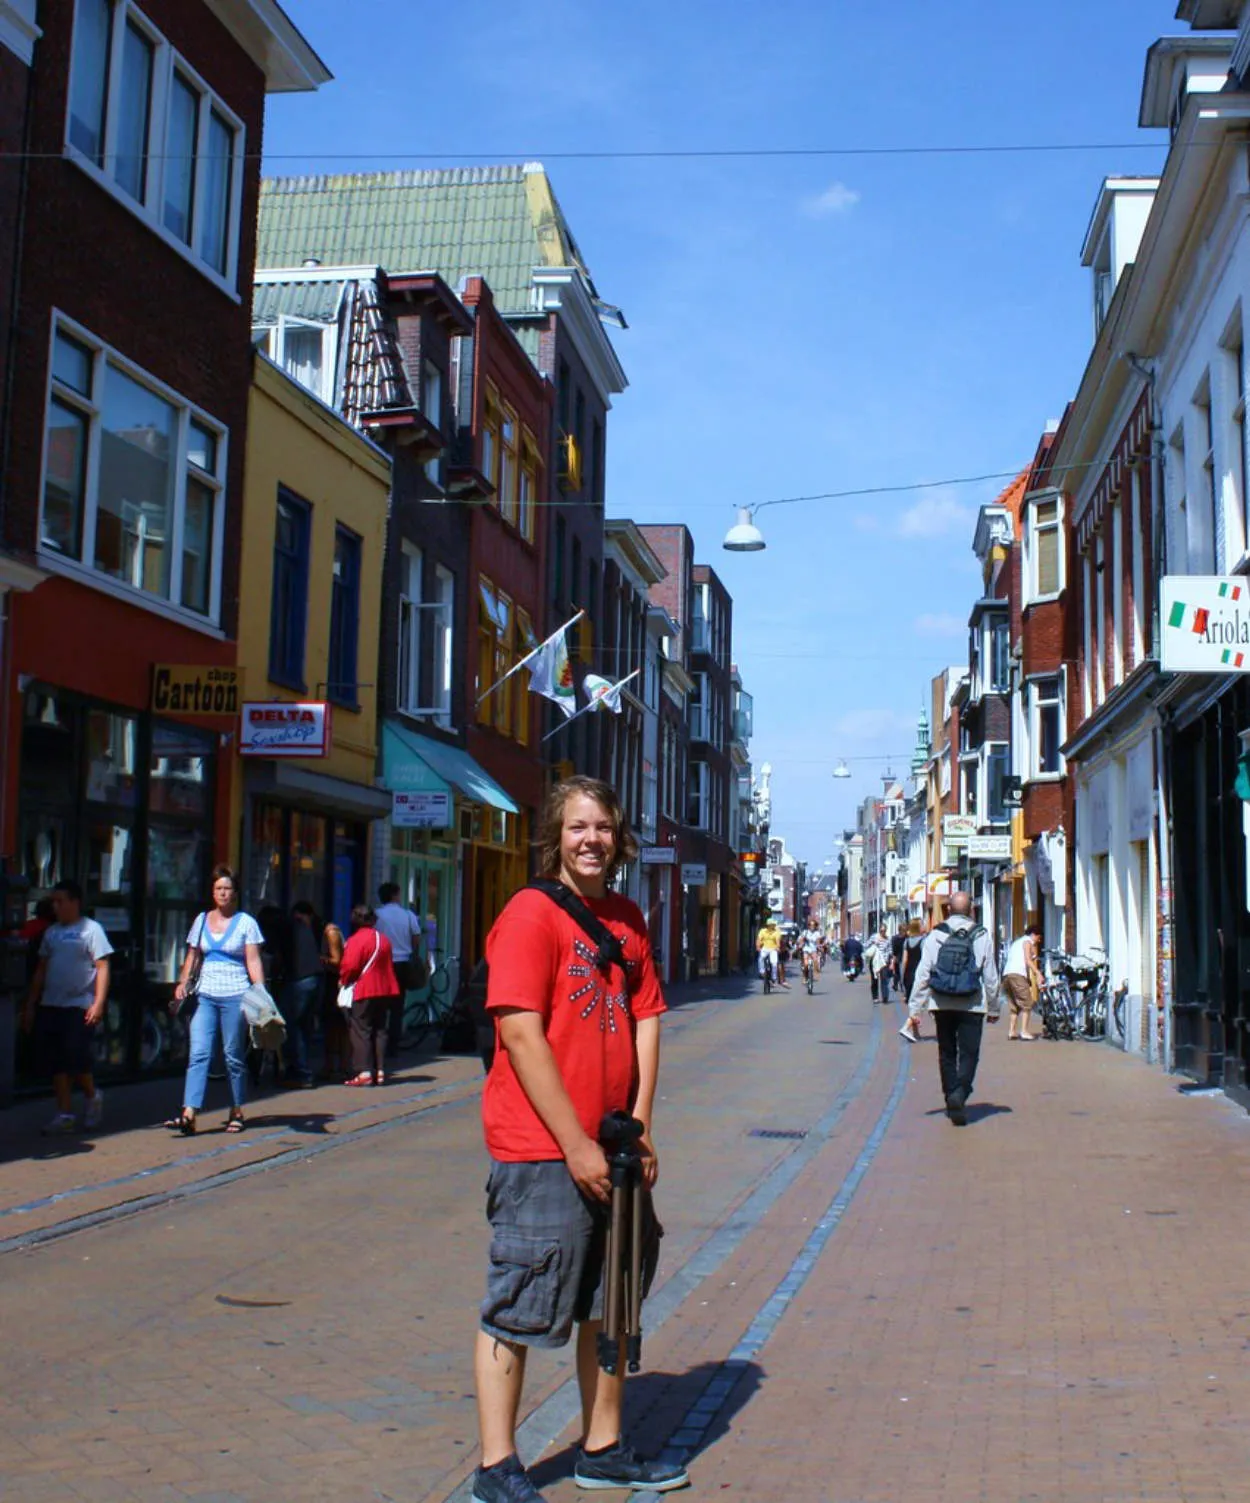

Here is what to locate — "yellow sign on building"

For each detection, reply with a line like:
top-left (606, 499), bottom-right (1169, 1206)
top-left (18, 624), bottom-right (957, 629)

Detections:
top-left (151, 665), bottom-right (243, 716)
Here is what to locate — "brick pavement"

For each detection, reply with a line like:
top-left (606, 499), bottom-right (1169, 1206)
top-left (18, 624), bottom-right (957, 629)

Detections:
top-left (6, 979), bottom-right (1250, 1502)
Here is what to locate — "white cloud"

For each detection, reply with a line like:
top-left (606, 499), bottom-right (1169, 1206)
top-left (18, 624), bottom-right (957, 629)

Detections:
top-left (802, 181), bottom-right (861, 219)
top-left (897, 494), bottom-right (976, 539)
top-left (913, 612), bottom-right (966, 637)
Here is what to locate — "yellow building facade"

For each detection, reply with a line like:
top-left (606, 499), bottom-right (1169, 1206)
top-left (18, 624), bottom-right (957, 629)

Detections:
top-left (230, 353), bottom-right (392, 930)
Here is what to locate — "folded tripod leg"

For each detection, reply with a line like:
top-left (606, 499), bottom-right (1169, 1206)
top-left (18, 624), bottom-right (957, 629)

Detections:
top-left (625, 1175), bottom-right (644, 1373)
top-left (598, 1174), bottom-right (627, 1375)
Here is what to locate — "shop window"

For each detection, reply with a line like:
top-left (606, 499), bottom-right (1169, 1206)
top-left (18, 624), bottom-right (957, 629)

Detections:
top-left (66, 0), bottom-right (244, 284)
top-left (269, 488), bottom-right (310, 689)
top-left (328, 524), bottom-right (362, 706)
top-left (41, 319), bottom-right (226, 620)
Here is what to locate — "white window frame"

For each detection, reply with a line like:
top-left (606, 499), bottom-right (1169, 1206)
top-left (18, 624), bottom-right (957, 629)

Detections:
top-left (64, 0), bottom-right (246, 299)
top-left (1130, 465), bottom-right (1146, 667)
top-left (982, 741), bottom-right (1010, 827)
top-left (397, 541), bottom-right (424, 715)
top-left (39, 309), bottom-right (226, 629)
top-left (252, 317), bottom-right (338, 406)
top-left (1082, 551), bottom-right (1095, 717)
top-left (1110, 496), bottom-right (1124, 689)
top-left (1024, 488), bottom-right (1064, 604)
top-left (431, 565), bottom-right (454, 727)
top-left (1027, 671), bottom-right (1066, 782)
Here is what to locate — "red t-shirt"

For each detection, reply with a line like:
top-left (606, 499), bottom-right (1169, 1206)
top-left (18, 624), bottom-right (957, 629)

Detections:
top-left (481, 886), bottom-right (666, 1162)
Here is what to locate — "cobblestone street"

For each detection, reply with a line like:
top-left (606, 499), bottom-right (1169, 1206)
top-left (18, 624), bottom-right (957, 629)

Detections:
top-left (4, 975), bottom-right (1250, 1502)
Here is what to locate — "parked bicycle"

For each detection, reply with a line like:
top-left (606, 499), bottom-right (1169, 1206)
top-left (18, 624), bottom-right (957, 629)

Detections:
top-left (1039, 948), bottom-right (1111, 1041)
top-left (401, 958), bottom-right (459, 1050)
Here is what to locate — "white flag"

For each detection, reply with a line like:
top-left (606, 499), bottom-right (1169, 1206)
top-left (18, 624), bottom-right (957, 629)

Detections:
top-left (527, 627), bottom-right (577, 718)
top-left (583, 672), bottom-right (626, 714)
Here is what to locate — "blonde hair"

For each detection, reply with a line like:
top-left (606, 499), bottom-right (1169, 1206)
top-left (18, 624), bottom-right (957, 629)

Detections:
top-left (537, 776), bottom-right (638, 883)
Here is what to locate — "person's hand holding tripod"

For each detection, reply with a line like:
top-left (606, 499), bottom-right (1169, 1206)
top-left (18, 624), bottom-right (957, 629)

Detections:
top-left (638, 1126), bottom-right (658, 1188)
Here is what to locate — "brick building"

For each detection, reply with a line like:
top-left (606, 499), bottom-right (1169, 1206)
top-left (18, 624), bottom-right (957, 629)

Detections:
top-left (0, 0), bottom-right (328, 1079)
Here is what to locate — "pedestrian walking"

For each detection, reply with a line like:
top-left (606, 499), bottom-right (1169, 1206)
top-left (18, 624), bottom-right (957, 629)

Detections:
top-left (339, 905), bottom-right (400, 1087)
top-left (909, 892), bottom-right (1001, 1125)
top-left (168, 866), bottom-right (265, 1136)
top-left (898, 919), bottom-right (927, 1043)
top-left (470, 776), bottom-right (688, 1503)
top-left (283, 902), bottom-right (322, 1086)
top-left (868, 928), bottom-right (891, 1002)
top-left (21, 880), bottom-right (111, 1135)
top-left (319, 915), bottom-right (351, 1078)
top-left (375, 882), bottom-right (427, 1058)
top-left (1003, 923), bottom-right (1045, 1040)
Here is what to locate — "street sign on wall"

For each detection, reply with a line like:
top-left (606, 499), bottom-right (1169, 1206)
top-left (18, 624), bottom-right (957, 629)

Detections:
top-left (640, 847), bottom-right (677, 865)
top-left (681, 863), bottom-right (708, 886)
top-left (1162, 576), bottom-right (1250, 672)
top-left (391, 791), bottom-right (452, 829)
top-left (239, 702), bottom-right (331, 757)
top-left (966, 834), bottom-right (1012, 861)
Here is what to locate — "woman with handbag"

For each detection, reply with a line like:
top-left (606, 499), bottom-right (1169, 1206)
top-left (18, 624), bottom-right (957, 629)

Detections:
top-left (338, 904), bottom-right (399, 1087)
top-left (166, 866), bottom-right (265, 1135)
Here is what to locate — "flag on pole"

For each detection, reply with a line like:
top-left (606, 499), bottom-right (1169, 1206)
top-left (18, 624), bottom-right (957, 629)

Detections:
top-left (582, 672), bottom-right (625, 714)
top-left (526, 625), bottom-right (577, 718)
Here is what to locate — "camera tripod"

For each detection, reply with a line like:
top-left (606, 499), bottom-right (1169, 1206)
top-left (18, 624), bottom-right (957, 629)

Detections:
top-left (596, 1110), bottom-right (647, 1376)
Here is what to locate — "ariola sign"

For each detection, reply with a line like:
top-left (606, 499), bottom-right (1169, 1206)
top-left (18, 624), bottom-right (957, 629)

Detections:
top-left (1161, 577), bottom-right (1250, 673)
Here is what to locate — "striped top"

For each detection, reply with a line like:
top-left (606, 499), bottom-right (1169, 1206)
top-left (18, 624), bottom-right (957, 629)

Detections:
top-left (188, 911), bottom-right (263, 999)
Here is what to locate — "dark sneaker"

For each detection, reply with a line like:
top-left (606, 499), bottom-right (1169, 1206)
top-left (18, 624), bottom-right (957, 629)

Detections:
top-left (574, 1441), bottom-right (690, 1492)
top-left (946, 1088), bottom-right (968, 1126)
top-left (472, 1453), bottom-right (546, 1503)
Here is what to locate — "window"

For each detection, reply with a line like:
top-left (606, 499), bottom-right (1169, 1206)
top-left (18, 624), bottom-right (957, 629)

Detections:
top-left (1031, 676), bottom-right (1063, 777)
top-left (431, 566), bottom-right (454, 725)
top-left (1027, 493), bottom-right (1063, 599)
top-left (499, 404), bottom-right (518, 524)
top-left (252, 317), bottom-right (336, 405)
top-left (514, 610), bottom-right (537, 744)
top-left (65, 0), bottom-right (244, 286)
top-left (398, 543), bottom-right (423, 714)
top-left (1111, 497), bottom-right (1124, 688)
top-left (1196, 380), bottom-right (1217, 572)
top-left (692, 584), bottom-right (710, 653)
top-left (477, 576), bottom-right (516, 736)
top-left (423, 360), bottom-right (442, 485)
top-left (269, 489), bottom-right (310, 687)
top-left (42, 319), bottom-right (225, 620)
top-left (328, 526), bottom-right (362, 706)
top-left (1094, 533), bottom-right (1106, 707)
top-left (482, 382), bottom-right (500, 500)
top-left (1224, 316), bottom-right (1248, 558)
top-left (687, 761), bottom-right (709, 829)
top-left (1130, 467), bottom-right (1146, 666)
top-left (519, 427), bottom-right (539, 543)
top-left (988, 618), bottom-right (1010, 692)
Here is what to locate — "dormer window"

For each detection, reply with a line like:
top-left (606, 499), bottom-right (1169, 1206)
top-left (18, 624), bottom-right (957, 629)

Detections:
top-left (1093, 238), bottom-right (1114, 335)
top-left (252, 316), bottom-right (336, 405)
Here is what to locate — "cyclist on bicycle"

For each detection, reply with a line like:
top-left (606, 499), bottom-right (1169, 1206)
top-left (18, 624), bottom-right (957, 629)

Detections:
top-left (756, 917), bottom-right (782, 988)
top-left (799, 918), bottom-right (822, 985)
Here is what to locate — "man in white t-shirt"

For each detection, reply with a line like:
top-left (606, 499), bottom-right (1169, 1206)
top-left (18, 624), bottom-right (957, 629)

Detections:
top-left (22, 879), bottom-right (113, 1135)
top-left (375, 883), bottom-right (426, 1056)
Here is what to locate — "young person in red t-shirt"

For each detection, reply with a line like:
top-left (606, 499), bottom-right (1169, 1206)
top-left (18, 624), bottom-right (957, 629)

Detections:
top-left (471, 777), bottom-right (689, 1503)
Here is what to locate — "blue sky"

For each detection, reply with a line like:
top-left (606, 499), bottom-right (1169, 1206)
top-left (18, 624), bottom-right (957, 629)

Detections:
top-left (262, 0), bottom-right (1181, 868)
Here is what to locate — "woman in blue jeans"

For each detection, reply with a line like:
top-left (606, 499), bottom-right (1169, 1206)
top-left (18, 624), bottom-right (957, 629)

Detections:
top-left (167, 865), bottom-right (265, 1135)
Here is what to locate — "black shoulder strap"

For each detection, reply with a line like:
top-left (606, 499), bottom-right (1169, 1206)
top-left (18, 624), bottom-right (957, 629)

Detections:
top-left (527, 879), bottom-right (625, 970)
top-left (936, 922), bottom-right (952, 936)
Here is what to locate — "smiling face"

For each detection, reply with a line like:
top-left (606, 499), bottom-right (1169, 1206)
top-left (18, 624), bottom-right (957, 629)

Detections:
top-left (558, 792), bottom-right (617, 898)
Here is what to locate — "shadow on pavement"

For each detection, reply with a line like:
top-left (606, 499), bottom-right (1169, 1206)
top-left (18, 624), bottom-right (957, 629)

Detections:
top-left (922, 1103), bottom-right (1014, 1124)
top-left (529, 1358), bottom-right (765, 1487)
top-left (819, 1039), bottom-right (853, 1046)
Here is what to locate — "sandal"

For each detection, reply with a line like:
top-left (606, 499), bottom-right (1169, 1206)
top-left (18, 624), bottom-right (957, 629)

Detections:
top-left (344, 1073), bottom-right (374, 1087)
top-left (163, 1111), bottom-right (196, 1136)
top-left (225, 1113), bottom-right (246, 1133)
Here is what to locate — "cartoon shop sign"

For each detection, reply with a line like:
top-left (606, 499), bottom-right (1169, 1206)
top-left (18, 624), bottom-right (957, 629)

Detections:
top-left (238, 702), bottom-right (332, 757)
top-left (1161, 577), bottom-right (1250, 674)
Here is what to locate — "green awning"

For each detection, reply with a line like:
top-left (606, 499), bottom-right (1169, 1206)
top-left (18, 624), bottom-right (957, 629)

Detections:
top-left (382, 721), bottom-right (519, 814)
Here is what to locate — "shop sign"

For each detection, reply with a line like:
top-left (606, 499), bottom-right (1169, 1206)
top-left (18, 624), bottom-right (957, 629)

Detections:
top-left (152, 664), bottom-right (242, 717)
top-left (943, 814), bottom-right (977, 844)
top-left (966, 834), bottom-right (1012, 861)
top-left (239, 702), bottom-right (331, 758)
top-left (640, 847), bottom-right (677, 865)
top-left (681, 862), bottom-right (708, 886)
top-left (392, 790), bottom-right (452, 829)
top-left (1162, 576), bottom-right (1250, 672)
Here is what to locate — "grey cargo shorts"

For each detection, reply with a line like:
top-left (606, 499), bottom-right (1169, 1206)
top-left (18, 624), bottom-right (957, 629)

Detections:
top-left (479, 1159), bottom-right (662, 1349)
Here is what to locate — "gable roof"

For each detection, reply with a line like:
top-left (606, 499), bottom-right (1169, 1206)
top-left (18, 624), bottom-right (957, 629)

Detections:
top-left (258, 165), bottom-right (589, 314)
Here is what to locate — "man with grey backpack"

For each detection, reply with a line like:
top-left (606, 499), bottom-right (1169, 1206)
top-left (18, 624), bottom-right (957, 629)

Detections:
top-left (909, 892), bottom-right (1001, 1125)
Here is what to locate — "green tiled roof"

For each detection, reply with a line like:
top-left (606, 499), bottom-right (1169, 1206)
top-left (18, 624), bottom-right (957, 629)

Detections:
top-left (252, 278), bottom-right (349, 326)
top-left (257, 166), bottom-right (550, 312)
